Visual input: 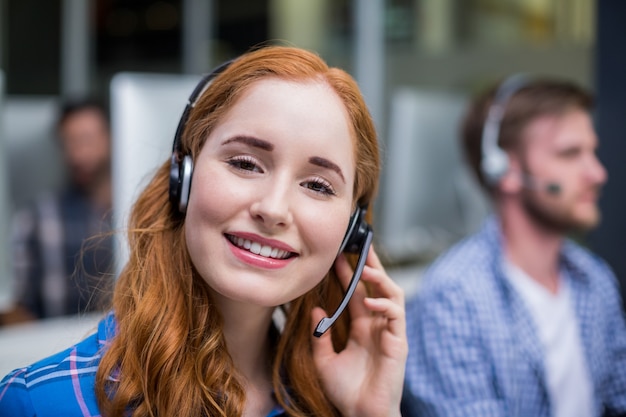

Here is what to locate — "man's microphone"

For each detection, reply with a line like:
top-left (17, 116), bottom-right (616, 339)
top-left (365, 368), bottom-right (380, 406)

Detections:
top-left (520, 172), bottom-right (561, 195)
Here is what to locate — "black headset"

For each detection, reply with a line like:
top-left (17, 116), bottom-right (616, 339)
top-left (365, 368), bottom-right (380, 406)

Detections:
top-left (480, 73), bottom-right (531, 186)
top-left (168, 59), bottom-right (374, 337)
top-left (314, 204), bottom-right (373, 337)
top-left (169, 60), bottom-right (233, 213)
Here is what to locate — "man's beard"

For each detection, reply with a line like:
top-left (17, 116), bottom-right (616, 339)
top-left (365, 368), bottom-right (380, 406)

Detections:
top-left (521, 189), bottom-right (600, 234)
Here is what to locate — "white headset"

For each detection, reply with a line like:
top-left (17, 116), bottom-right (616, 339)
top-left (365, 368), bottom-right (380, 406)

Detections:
top-left (480, 73), bottom-right (531, 186)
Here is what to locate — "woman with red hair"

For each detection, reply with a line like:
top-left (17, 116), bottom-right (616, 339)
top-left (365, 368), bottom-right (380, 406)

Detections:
top-left (0, 45), bottom-right (407, 417)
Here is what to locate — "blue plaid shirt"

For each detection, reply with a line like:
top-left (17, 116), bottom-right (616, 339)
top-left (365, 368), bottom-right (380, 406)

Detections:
top-left (404, 216), bottom-right (626, 417)
top-left (0, 314), bottom-right (286, 416)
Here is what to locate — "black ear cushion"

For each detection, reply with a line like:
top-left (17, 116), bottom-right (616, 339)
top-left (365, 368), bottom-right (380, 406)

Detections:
top-left (339, 206), bottom-right (371, 254)
top-left (177, 156), bottom-right (194, 212)
top-left (169, 154), bottom-right (193, 213)
top-left (169, 153), bottom-right (182, 206)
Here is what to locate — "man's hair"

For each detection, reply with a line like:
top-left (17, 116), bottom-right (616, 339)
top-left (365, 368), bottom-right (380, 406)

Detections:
top-left (461, 77), bottom-right (593, 190)
top-left (56, 97), bottom-right (110, 132)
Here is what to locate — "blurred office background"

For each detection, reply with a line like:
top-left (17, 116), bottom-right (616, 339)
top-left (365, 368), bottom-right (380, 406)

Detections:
top-left (0, 0), bottom-right (625, 371)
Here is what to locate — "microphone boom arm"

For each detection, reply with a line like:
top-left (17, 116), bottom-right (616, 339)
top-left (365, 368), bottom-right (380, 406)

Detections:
top-left (313, 228), bottom-right (374, 337)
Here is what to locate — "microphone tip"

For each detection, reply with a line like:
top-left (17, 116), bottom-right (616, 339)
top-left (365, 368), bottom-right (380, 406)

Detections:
top-left (314, 317), bottom-right (332, 338)
top-left (546, 183), bottom-right (561, 194)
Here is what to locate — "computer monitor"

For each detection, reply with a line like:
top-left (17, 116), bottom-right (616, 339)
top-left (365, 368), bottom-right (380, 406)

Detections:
top-left (110, 72), bottom-right (201, 274)
top-left (377, 87), bottom-right (490, 263)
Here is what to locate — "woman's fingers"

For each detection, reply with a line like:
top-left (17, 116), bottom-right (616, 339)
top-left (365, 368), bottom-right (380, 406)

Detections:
top-left (359, 246), bottom-right (406, 342)
top-left (359, 253), bottom-right (404, 304)
top-left (334, 246), bottom-right (405, 319)
top-left (364, 244), bottom-right (384, 270)
top-left (363, 296), bottom-right (406, 340)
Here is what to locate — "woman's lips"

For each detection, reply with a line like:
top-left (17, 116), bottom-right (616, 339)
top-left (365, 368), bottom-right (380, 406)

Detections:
top-left (225, 233), bottom-right (298, 269)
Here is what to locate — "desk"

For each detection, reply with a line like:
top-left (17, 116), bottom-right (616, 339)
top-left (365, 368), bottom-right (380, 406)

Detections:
top-left (0, 313), bottom-right (101, 377)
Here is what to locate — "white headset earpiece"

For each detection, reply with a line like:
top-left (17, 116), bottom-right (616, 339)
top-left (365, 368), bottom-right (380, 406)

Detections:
top-left (480, 73), bottom-right (531, 186)
top-left (481, 143), bottom-right (509, 186)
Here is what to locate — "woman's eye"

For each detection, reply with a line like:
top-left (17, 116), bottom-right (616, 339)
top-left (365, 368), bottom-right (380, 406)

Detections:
top-left (303, 179), bottom-right (336, 196)
top-left (227, 157), bottom-right (262, 173)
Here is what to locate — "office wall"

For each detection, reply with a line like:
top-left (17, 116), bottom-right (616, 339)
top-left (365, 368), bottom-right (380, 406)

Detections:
top-left (0, 71), bottom-right (9, 309)
top-left (589, 0), bottom-right (626, 308)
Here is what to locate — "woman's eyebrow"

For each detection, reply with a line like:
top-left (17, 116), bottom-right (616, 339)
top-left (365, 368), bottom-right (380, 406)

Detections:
top-left (221, 136), bottom-right (345, 182)
top-left (222, 135), bottom-right (274, 151)
top-left (309, 156), bottom-right (345, 183)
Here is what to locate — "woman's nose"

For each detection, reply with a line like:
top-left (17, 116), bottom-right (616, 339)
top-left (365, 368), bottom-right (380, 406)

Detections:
top-left (249, 181), bottom-right (293, 229)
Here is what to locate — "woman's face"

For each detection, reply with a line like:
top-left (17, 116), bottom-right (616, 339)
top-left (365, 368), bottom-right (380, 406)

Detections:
top-left (185, 78), bottom-right (356, 307)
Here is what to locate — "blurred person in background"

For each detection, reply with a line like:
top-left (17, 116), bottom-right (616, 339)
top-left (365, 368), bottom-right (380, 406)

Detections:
top-left (1, 98), bottom-right (114, 324)
top-left (403, 76), bottom-right (626, 416)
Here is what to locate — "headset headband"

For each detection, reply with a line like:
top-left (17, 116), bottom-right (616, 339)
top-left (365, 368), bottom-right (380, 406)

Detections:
top-left (480, 73), bottom-right (531, 185)
top-left (172, 59), bottom-right (235, 155)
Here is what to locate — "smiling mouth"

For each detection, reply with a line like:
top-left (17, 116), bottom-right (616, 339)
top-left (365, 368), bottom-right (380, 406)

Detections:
top-left (225, 234), bottom-right (296, 260)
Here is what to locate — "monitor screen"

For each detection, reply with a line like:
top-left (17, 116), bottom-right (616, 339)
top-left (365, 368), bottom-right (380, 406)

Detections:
top-left (377, 87), bottom-right (490, 263)
top-left (110, 72), bottom-right (201, 274)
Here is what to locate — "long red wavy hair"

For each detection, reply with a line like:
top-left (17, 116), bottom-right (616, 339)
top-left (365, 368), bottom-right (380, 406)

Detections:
top-left (95, 45), bottom-right (380, 417)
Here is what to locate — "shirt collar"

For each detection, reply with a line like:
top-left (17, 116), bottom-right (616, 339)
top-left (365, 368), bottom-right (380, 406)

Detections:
top-left (481, 214), bottom-right (591, 285)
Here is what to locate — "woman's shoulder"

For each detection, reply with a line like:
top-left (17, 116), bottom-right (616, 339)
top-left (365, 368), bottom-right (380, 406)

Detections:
top-left (0, 314), bottom-right (115, 416)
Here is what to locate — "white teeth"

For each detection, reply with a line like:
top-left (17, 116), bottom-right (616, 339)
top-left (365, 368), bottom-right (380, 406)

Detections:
top-left (260, 245), bottom-right (272, 257)
top-left (228, 235), bottom-right (291, 259)
top-left (250, 242), bottom-right (261, 254)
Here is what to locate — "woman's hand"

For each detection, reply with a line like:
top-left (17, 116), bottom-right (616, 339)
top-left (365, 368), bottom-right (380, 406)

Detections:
top-left (311, 246), bottom-right (407, 417)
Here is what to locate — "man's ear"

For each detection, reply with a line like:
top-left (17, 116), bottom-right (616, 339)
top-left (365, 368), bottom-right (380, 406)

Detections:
top-left (498, 152), bottom-right (523, 194)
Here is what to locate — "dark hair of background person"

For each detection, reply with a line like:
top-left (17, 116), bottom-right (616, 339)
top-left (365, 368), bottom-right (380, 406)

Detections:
top-left (56, 97), bottom-right (110, 133)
